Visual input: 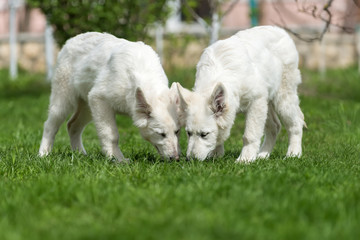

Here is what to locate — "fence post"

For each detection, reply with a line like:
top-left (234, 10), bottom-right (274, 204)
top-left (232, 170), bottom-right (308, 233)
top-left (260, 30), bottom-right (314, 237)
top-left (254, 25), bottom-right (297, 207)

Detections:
top-left (249, 0), bottom-right (258, 27)
top-left (319, 37), bottom-right (326, 80)
top-left (155, 22), bottom-right (164, 65)
top-left (210, 12), bottom-right (219, 45)
top-left (165, 0), bottom-right (181, 33)
top-left (45, 20), bottom-right (54, 81)
top-left (9, 0), bottom-right (18, 80)
top-left (356, 24), bottom-right (360, 75)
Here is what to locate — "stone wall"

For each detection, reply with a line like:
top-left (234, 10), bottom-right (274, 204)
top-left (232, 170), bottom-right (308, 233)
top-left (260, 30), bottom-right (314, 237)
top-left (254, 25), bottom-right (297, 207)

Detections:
top-left (0, 33), bottom-right (56, 73)
top-left (295, 33), bottom-right (358, 69)
top-left (0, 32), bottom-right (359, 73)
top-left (164, 33), bottom-right (360, 70)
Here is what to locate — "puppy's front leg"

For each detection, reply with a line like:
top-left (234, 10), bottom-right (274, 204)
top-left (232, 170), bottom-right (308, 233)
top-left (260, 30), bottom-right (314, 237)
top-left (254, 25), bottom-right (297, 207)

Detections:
top-left (89, 95), bottom-right (128, 162)
top-left (236, 97), bottom-right (268, 163)
top-left (214, 144), bottom-right (224, 157)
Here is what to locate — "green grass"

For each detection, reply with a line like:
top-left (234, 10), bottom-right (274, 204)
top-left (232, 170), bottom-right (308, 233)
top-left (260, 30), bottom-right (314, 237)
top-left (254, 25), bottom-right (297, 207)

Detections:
top-left (1, 67), bottom-right (360, 240)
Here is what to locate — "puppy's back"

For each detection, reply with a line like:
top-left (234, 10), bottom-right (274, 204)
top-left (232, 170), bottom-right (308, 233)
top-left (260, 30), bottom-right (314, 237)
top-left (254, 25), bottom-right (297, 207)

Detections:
top-left (234, 26), bottom-right (299, 67)
top-left (57, 32), bottom-right (116, 64)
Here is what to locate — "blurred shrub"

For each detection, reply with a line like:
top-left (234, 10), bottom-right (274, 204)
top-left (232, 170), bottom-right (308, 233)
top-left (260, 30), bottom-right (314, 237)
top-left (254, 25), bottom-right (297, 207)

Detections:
top-left (28, 0), bottom-right (170, 46)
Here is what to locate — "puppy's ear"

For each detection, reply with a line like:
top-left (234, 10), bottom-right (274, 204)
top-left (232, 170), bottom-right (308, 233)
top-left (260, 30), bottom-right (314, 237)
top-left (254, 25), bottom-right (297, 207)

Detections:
top-left (209, 83), bottom-right (228, 128)
top-left (176, 82), bottom-right (192, 112)
top-left (176, 82), bottom-right (193, 126)
top-left (169, 82), bottom-right (180, 106)
top-left (134, 87), bottom-right (152, 128)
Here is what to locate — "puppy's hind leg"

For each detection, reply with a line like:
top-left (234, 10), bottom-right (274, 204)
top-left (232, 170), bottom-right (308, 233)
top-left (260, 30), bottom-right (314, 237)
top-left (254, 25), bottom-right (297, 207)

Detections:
top-left (39, 64), bottom-right (76, 157)
top-left (274, 68), bottom-right (305, 158)
top-left (67, 98), bottom-right (92, 154)
top-left (258, 103), bottom-right (281, 158)
top-left (39, 89), bottom-right (75, 157)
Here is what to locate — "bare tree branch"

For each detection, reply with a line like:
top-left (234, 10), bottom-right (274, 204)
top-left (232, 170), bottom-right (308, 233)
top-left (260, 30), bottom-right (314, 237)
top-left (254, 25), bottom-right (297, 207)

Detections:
top-left (181, 0), bottom-right (211, 33)
top-left (297, 0), bottom-right (353, 32)
top-left (353, 0), bottom-right (360, 8)
top-left (221, 0), bottom-right (239, 20)
top-left (274, 0), bottom-right (356, 42)
top-left (318, 0), bottom-right (333, 41)
top-left (181, 0), bottom-right (240, 44)
top-left (272, 1), bottom-right (320, 42)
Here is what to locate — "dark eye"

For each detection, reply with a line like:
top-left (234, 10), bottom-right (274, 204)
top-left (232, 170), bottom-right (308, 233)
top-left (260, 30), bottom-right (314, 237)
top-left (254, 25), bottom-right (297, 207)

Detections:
top-left (158, 132), bottom-right (166, 138)
top-left (200, 132), bottom-right (209, 138)
top-left (187, 131), bottom-right (193, 137)
top-left (175, 129), bottom-right (180, 135)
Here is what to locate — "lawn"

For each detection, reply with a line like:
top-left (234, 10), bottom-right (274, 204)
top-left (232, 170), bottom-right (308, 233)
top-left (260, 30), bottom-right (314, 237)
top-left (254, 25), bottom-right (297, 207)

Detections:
top-left (0, 67), bottom-right (360, 240)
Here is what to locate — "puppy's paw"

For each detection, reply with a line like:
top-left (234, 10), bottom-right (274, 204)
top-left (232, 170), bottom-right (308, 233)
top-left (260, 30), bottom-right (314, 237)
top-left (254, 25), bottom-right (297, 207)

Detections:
top-left (285, 152), bottom-right (302, 158)
top-left (38, 150), bottom-right (49, 157)
top-left (257, 151), bottom-right (270, 159)
top-left (286, 148), bottom-right (302, 158)
top-left (111, 156), bottom-right (130, 164)
top-left (236, 147), bottom-right (257, 163)
top-left (235, 154), bottom-right (257, 164)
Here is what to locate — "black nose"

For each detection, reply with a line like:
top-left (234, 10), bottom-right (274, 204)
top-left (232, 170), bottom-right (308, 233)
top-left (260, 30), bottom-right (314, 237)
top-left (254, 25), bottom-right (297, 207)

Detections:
top-left (170, 155), bottom-right (180, 161)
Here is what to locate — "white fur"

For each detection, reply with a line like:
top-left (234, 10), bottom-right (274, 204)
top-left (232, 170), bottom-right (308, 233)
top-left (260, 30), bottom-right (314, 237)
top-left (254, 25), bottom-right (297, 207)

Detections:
top-left (39, 32), bottom-right (180, 162)
top-left (177, 26), bottom-right (306, 163)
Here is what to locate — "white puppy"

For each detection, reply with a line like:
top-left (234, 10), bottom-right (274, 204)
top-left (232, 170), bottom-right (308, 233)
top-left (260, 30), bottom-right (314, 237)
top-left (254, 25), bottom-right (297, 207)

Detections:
top-left (177, 26), bottom-right (306, 163)
top-left (39, 32), bottom-right (180, 162)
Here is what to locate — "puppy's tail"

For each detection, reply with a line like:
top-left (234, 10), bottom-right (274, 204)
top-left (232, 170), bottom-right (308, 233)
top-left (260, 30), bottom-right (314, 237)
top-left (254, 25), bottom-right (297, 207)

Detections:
top-left (299, 108), bottom-right (308, 130)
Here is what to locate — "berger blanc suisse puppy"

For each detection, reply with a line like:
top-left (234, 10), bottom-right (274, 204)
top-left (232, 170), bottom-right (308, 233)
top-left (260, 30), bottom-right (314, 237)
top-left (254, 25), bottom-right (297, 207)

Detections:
top-left (177, 26), bottom-right (306, 163)
top-left (39, 32), bottom-right (180, 162)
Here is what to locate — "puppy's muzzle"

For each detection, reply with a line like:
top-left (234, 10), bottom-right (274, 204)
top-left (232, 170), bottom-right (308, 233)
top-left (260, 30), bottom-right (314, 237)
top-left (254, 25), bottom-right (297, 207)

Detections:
top-left (169, 155), bottom-right (180, 161)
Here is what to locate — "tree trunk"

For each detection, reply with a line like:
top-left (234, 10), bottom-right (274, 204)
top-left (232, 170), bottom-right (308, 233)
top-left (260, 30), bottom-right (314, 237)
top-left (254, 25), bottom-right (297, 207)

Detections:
top-left (210, 11), bottom-right (219, 45)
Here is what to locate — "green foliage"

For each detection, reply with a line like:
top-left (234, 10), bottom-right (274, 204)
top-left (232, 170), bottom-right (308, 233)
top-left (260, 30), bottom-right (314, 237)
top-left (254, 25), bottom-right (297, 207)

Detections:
top-left (27, 0), bottom-right (170, 46)
top-left (180, 0), bottom-right (213, 24)
top-left (1, 67), bottom-right (360, 239)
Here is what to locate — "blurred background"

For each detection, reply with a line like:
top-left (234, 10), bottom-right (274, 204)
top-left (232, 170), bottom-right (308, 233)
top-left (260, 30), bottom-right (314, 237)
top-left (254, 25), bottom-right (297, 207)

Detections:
top-left (0, 0), bottom-right (359, 79)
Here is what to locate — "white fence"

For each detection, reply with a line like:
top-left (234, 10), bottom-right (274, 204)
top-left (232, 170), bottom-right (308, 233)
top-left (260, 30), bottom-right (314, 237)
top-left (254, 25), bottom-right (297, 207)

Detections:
top-left (2, 0), bottom-right (54, 80)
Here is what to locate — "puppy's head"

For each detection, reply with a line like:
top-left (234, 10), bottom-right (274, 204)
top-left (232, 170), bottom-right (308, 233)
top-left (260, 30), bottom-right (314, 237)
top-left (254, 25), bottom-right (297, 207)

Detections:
top-left (177, 82), bottom-right (231, 160)
top-left (133, 83), bottom-right (181, 160)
